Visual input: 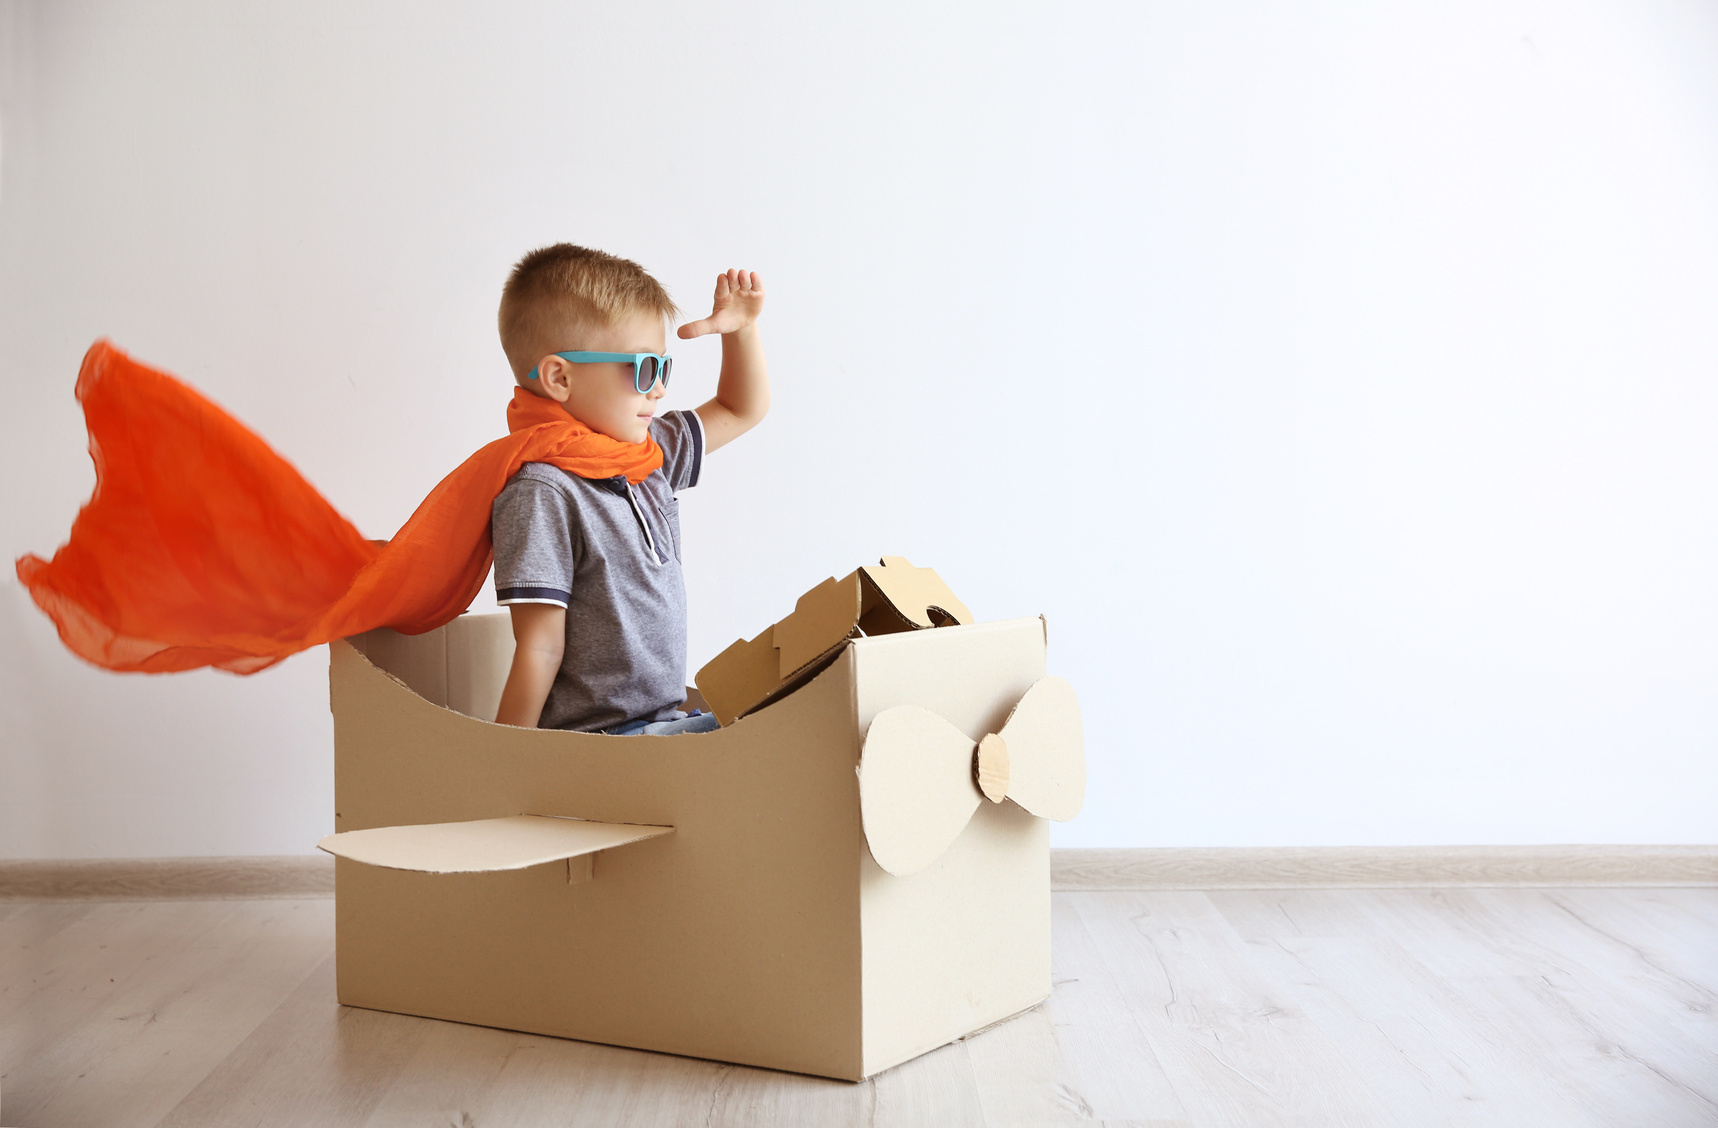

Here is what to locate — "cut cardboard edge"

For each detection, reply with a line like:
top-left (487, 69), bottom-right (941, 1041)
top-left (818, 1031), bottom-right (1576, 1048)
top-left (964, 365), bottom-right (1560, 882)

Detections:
top-left (318, 814), bottom-right (674, 875)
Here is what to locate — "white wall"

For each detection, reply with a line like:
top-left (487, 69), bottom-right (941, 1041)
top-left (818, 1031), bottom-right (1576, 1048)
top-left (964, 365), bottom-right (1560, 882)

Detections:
top-left (3, 0), bottom-right (1716, 856)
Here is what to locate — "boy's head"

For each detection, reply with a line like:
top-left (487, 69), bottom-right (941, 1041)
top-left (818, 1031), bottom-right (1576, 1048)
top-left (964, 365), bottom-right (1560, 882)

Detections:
top-left (499, 244), bottom-right (680, 444)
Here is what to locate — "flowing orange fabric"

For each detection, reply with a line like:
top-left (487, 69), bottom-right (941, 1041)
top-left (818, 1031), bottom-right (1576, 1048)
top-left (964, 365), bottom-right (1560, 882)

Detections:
top-left (15, 340), bottom-right (663, 674)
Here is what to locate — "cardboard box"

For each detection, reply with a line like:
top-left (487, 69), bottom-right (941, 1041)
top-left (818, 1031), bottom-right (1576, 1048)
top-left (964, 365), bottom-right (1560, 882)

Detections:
top-left (320, 572), bottom-right (1083, 1081)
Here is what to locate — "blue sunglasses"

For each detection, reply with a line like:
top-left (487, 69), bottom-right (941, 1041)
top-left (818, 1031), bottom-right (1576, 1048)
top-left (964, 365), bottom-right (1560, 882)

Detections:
top-left (527, 351), bottom-right (673, 394)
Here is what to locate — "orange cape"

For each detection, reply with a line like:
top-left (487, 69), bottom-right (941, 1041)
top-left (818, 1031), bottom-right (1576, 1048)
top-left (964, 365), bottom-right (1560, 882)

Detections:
top-left (14, 340), bottom-right (663, 674)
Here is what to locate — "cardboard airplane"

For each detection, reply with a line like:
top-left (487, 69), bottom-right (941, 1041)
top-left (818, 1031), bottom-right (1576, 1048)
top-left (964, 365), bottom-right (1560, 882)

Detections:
top-left (318, 558), bottom-right (1085, 1080)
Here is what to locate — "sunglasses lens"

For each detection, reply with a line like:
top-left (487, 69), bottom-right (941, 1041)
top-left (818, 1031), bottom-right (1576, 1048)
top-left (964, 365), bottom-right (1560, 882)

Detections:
top-left (660, 357), bottom-right (672, 388)
top-left (635, 356), bottom-right (670, 394)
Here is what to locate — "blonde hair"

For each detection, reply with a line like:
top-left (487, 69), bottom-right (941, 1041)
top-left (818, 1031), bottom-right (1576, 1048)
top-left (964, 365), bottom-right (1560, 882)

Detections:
top-left (498, 244), bottom-right (679, 380)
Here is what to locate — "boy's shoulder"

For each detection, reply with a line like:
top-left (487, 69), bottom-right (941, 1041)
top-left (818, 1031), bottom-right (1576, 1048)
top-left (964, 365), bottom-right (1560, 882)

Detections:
top-left (491, 463), bottom-right (583, 519)
top-left (651, 407), bottom-right (705, 492)
top-left (504, 461), bottom-right (577, 493)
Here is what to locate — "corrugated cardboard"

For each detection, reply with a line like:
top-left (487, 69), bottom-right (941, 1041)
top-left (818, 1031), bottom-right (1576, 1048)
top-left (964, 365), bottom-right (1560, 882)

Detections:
top-left (695, 556), bottom-right (973, 726)
top-left (321, 577), bottom-right (1080, 1081)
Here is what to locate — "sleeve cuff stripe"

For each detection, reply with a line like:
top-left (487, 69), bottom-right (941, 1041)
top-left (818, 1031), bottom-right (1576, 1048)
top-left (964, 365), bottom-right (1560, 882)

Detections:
top-left (497, 586), bottom-right (570, 606)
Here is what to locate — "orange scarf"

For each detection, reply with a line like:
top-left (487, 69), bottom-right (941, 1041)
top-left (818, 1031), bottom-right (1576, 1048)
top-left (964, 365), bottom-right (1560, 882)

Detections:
top-left (14, 340), bottom-right (663, 674)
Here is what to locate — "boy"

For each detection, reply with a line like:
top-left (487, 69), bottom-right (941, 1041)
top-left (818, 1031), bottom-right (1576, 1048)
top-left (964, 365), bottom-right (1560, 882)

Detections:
top-left (489, 244), bottom-right (768, 734)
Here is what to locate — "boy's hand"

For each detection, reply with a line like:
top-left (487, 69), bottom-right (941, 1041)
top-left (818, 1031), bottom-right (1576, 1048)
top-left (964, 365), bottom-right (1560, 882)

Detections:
top-left (678, 270), bottom-right (765, 339)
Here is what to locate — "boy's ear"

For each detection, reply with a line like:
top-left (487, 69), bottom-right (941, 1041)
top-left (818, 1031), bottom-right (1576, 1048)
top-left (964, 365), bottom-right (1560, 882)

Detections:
top-left (531, 355), bottom-right (574, 404)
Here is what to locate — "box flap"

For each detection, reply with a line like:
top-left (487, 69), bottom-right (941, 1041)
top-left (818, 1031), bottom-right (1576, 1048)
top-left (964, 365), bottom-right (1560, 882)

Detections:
top-left (772, 574), bottom-right (865, 679)
top-left (694, 629), bottom-right (782, 727)
top-left (317, 814), bottom-right (673, 874)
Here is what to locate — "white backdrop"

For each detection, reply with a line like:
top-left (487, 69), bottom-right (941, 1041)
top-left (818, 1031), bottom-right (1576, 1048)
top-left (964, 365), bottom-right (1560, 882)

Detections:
top-left (3, 0), bottom-right (1715, 857)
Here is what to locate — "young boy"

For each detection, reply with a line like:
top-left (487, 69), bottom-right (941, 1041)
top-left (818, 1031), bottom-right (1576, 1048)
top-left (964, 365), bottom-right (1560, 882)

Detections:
top-left (489, 244), bottom-right (768, 734)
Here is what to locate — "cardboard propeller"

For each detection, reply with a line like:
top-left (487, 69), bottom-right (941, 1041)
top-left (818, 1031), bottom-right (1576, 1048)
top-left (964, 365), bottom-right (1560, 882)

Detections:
top-left (858, 676), bottom-right (1084, 877)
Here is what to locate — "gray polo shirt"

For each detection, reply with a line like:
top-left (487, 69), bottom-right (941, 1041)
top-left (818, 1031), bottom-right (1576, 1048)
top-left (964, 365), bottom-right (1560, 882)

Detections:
top-left (491, 409), bottom-right (704, 732)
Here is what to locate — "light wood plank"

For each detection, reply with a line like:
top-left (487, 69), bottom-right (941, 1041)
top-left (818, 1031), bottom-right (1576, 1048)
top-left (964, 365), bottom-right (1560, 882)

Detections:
top-left (1072, 891), bottom-right (1398, 1127)
top-left (155, 956), bottom-right (432, 1127)
top-left (1468, 889), bottom-right (1718, 1110)
top-left (1053, 845), bottom-right (1718, 891)
top-left (2, 902), bottom-right (257, 1116)
top-left (0, 901), bottom-right (97, 989)
top-left (3, 901), bottom-right (333, 1128)
top-left (427, 1031), bottom-right (727, 1128)
top-left (1539, 887), bottom-right (1718, 999)
top-left (697, 1057), bottom-right (878, 1127)
top-left (1354, 889), bottom-right (1718, 1126)
top-left (967, 895), bottom-right (1185, 1123)
top-left (868, 1039), bottom-right (987, 1128)
top-left (1207, 889), bottom-right (1609, 1127)
top-left (963, 1004), bottom-right (1086, 1125)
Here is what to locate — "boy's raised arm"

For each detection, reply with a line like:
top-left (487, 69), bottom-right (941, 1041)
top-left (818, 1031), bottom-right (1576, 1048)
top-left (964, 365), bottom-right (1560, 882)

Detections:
top-left (494, 603), bottom-right (566, 728)
top-left (680, 269), bottom-right (769, 453)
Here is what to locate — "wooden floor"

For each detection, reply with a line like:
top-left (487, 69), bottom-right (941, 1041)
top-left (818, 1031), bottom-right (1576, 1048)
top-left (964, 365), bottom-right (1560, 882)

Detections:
top-left (1, 889), bottom-right (1714, 1127)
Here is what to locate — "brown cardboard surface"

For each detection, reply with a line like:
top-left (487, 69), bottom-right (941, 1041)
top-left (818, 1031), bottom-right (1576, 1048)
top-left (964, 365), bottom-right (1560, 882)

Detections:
top-left (317, 815), bottom-right (673, 874)
top-left (331, 610), bottom-right (1059, 1081)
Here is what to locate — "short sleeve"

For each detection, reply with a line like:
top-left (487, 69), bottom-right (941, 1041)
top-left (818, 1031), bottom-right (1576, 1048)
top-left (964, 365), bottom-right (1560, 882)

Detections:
top-left (491, 472), bottom-right (577, 606)
top-left (651, 409), bottom-right (704, 493)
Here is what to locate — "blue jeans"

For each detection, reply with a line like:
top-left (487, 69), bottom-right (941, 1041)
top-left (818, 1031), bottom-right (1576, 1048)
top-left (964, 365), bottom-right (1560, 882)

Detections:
top-left (603, 711), bottom-right (721, 736)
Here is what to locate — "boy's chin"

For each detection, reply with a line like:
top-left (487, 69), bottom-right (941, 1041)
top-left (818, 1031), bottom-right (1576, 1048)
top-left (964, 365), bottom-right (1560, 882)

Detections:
top-left (597, 425), bottom-right (649, 444)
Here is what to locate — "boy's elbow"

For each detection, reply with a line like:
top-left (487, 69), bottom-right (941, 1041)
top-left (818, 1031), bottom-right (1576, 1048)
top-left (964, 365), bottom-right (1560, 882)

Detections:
top-left (739, 386), bottom-right (769, 425)
top-left (524, 636), bottom-right (566, 666)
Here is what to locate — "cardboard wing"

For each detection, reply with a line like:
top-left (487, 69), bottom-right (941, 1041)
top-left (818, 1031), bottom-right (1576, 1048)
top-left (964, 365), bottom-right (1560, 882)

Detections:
top-left (697, 557), bottom-right (973, 726)
top-left (318, 815), bottom-right (674, 885)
